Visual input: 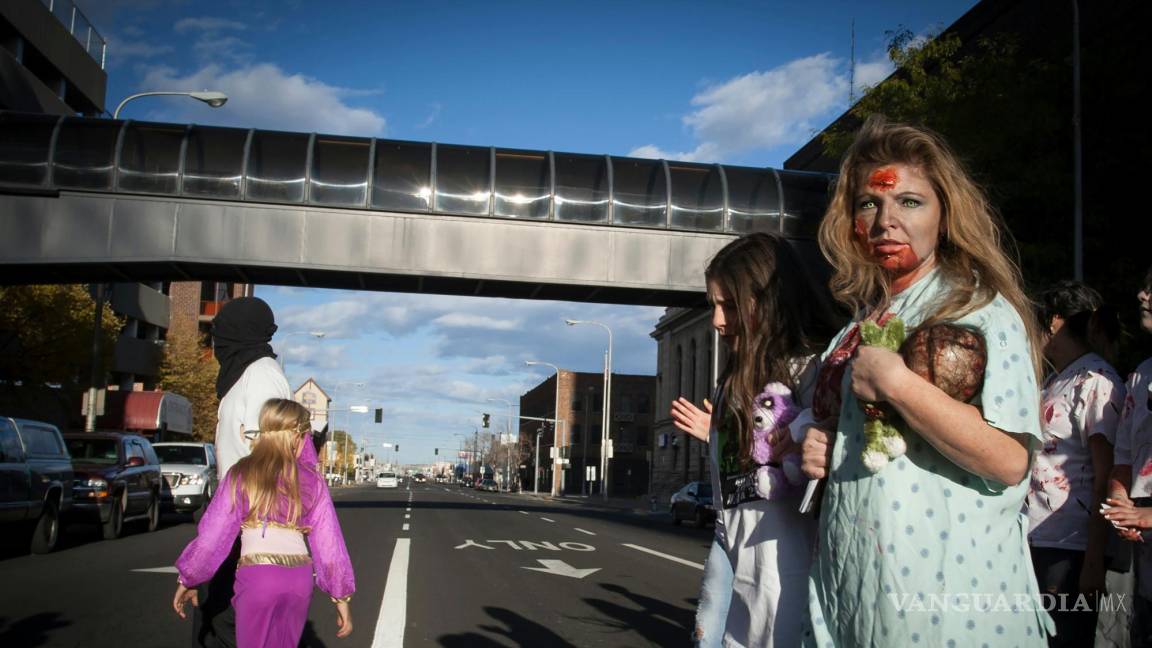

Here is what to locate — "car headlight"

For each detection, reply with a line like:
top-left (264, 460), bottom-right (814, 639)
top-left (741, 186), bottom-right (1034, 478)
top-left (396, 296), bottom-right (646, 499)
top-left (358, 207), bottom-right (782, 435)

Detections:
top-left (79, 478), bottom-right (108, 489)
top-left (181, 474), bottom-right (205, 486)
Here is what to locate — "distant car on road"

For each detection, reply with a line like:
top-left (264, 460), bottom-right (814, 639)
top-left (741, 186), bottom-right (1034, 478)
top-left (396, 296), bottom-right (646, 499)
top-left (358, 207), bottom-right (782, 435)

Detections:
top-left (63, 432), bottom-right (163, 540)
top-left (152, 442), bottom-right (217, 513)
top-left (0, 416), bottom-right (73, 553)
top-left (478, 479), bottom-right (499, 492)
top-left (376, 472), bottom-right (399, 489)
top-left (670, 481), bottom-right (715, 528)
top-left (459, 477), bottom-right (474, 488)
top-left (413, 473), bottom-right (426, 483)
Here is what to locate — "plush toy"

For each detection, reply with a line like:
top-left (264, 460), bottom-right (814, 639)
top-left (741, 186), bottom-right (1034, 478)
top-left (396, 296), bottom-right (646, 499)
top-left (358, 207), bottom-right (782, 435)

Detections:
top-left (751, 382), bottom-right (803, 500)
top-left (859, 317), bottom-right (908, 472)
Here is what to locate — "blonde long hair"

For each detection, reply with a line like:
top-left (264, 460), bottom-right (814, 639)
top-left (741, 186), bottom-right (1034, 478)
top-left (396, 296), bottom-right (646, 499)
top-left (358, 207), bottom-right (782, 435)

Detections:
top-left (817, 115), bottom-right (1043, 378)
top-left (230, 398), bottom-right (310, 525)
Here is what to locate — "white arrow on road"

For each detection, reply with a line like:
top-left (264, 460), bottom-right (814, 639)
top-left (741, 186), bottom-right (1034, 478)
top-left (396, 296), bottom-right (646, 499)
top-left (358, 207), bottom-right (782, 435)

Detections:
top-left (522, 559), bottom-right (600, 579)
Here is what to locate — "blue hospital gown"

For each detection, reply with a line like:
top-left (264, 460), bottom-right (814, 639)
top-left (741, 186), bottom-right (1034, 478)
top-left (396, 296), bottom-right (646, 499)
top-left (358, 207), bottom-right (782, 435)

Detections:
top-left (805, 270), bottom-right (1055, 647)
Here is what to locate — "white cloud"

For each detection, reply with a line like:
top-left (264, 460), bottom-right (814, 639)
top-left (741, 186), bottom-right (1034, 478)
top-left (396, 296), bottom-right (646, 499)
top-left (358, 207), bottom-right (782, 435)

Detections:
top-left (105, 36), bottom-right (174, 67)
top-left (174, 17), bottom-right (247, 33)
top-left (136, 63), bottom-right (387, 136)
top-left (630, 52), bottom-right (894, 163)
top-left (431, 313), bottom-right (520, 331)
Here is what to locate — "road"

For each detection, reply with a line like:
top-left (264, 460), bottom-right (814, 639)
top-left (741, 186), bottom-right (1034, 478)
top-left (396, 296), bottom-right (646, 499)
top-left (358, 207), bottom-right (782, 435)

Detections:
top-left (0, 482), bottom-right (714, 647)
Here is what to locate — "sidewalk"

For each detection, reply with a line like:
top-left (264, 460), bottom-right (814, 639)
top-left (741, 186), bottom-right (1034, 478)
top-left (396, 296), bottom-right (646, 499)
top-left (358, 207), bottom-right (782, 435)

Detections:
top-left (514, 490), bottom-right (665, 516)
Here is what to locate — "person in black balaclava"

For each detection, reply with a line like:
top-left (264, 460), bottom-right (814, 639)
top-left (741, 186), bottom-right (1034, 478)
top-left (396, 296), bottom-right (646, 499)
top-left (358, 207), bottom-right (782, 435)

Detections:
top-left (193, 296), bottom-right (292, 648)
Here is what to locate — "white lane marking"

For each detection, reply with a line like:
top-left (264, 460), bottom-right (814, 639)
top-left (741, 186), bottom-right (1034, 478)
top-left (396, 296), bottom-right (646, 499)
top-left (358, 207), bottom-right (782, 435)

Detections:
top-left (404, 514), bottom-right (411, 519)
top-left (540, 517), bottom-right (555, 523)
top-left (519, 511), bottom-right (529, 515)
top-left (574, 528), bottom-right (596, 536)
top-left (402, 523), bottom-right (410, 531)
top-left (406, 507), bottom-right (411, 512)
top-left (371, 538), bottom-right (410, 648)
top-left (621, 543), bottom-right (704, 570)
top-left (132, 566), bottom-right (179, 574)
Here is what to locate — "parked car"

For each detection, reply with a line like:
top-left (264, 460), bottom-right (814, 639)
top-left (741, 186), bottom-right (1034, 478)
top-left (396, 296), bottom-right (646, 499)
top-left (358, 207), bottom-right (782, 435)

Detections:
top-left (0, 416), bottom-right (73, 553)
top-left (478, 479), bottom-right (499, 492)
top-left (376, 472), bottom-right (399, 489)
top-left (459, 477), bottom-right (474, 488)
top-left (152, 442), bottom-right (217, 513)
top-left (670, 481), bottom-right (715, 528)
top-left (63, 432), bottom-right (163, 540)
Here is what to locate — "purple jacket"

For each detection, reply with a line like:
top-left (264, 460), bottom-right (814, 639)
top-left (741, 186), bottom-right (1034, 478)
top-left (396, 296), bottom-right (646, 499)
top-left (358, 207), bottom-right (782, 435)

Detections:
top-left (175, 439), bottom-right (355, 600)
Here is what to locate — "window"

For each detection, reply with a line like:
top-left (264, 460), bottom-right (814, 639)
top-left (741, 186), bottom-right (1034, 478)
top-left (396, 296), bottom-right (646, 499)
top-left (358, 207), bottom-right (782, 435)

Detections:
top-left (571, 398), bottom-right (583, 412)
top-left (778, 170), bottom-right (833, 237)
top-left (245, 130), bottom-right (309, 203)
top-left (155, 445), bottom-right (207, 465)
top-left (126, 440), bottom-right (145, 460)
top-left (53, 116), bottom-right (121, 189)
top-left (0, 112), bottom-right (58, 185)
top-left (637, 394), bottom-right (650, 415)
top-left (22, 425), bottom-right (63, 457)
top-left (435, 145), bottom-right (490, 215)
top-left (571, 424), bottom-right (581, 444)
top-left (668, 162), bottom-right (724, 231)
top-left (553, 153), bottom-right (609, 223)
top-left (183, 125), bottom-right (248, 198)
top-left (724, 165), bottom-right (780, 234)
top-left (493, 149), bottom-right (550, 219)
top-left (0, 419), bottom-right (24, 461)
top-left (637, 426), bottom-right (649, 446)
top-left (311, 135), bottom-right (371, 207)
top-left (611, 157), bottom-right (666, 227)
top-left (118, 121), bottom-right (185, 194)
top-left (371, 140), bottom-right (432, 212)
top-left (66, 438), bottom-right (119, 464)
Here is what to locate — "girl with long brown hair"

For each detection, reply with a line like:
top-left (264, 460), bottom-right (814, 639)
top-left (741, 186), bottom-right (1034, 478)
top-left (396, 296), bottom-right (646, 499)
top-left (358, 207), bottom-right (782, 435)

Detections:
top-left (799, 115), bottom-right (1053, 646)
top-left (672, 232), bottom-right (841, 646)
top-left (173, 399), bottom-right (356, 647)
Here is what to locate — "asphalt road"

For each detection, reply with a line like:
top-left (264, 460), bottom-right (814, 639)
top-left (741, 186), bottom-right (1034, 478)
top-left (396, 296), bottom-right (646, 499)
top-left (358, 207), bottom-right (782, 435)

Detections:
top-left (0, 482), bottom-right (714, 647)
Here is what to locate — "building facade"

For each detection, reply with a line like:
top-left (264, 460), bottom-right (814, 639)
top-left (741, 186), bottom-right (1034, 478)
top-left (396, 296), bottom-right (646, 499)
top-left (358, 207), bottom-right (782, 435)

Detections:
top-left (649, 307), bottom-right (720, 506)
top-left (519, 370), bottom-right (655, 497)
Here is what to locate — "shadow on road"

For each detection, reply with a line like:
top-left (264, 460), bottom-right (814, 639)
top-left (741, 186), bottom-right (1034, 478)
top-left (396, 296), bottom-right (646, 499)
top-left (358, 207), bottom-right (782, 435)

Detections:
top-left (0, 612), bottom-right (72, 647)
top-left (0, 513), bottom-right (189, 563)
top-left (582, 582), bottom-right (694, 646)
top-left (297, 620), bottom-right (328, 648)
top-left (437, 606), bottom-right (575, 647)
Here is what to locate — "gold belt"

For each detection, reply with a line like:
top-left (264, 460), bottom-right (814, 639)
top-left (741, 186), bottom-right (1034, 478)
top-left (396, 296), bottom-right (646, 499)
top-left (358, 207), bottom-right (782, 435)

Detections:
top-left (237, 553), bottom-right (313, 568)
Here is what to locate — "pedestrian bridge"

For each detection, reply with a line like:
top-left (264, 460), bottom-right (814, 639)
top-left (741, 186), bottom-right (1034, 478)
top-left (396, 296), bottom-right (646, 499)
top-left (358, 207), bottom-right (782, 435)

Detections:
top-left (0, 110), bottom-right (833, 306)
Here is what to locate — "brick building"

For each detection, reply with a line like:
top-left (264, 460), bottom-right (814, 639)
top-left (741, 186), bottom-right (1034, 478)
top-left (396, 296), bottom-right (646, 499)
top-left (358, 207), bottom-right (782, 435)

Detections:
top-left (518, 370), bottom-right (655, 497)
top-left (166, 281), bottom-right (253, 344)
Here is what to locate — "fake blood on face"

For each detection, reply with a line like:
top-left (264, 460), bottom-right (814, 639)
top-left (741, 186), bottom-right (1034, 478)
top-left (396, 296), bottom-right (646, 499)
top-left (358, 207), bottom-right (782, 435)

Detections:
top-left (868, 167), bottom-right (898, 192)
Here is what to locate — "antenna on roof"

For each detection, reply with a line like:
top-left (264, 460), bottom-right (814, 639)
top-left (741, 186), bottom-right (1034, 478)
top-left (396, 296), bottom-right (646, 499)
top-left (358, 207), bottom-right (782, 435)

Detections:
top-left (849, 18), bottom-right (856, 104)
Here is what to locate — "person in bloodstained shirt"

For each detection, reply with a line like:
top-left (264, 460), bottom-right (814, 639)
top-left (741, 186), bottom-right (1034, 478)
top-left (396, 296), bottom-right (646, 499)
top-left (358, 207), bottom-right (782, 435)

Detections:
top-left (1026, 280), bottom-right (1125, 648)
top-left (1103, 264), bottom-right (1152, 648)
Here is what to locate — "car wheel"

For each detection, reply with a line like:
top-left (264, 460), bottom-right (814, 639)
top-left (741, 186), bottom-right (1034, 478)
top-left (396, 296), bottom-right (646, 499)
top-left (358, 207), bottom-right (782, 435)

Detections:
top-left (30, 497), bottom-right (60, 554)
top-left (693, 508), bottom-right (706, 529)
top-left (670, 507), bottom-right (681, 526)
top-left (102, 495), bottom-right (124, 540)
top-left (145, 493), bottom-right (160, 532)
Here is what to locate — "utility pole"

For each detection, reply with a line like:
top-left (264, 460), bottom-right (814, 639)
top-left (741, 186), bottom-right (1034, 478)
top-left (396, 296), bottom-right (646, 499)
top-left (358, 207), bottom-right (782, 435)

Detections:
top-left (473, 427), bottom-right (479, 479)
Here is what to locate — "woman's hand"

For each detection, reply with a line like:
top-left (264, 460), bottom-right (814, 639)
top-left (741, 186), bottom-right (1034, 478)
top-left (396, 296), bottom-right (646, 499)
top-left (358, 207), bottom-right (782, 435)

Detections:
top-left (850, 346), bottom-right (912, 402)
top-left (172, 583), bottom-right (198, 619)
top-left (1102, 499), bottom-right (1152, 537)
top-left (801, 425), bottom-right (833, 479)
top-left (335, 600), bottom-right (353, 638)
top-left (671, 397), bottom-right (713, 443)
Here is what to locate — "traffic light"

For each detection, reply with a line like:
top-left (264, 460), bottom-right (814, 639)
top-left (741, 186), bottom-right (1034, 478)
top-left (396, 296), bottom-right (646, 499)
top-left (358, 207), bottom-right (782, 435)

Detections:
top-left (482, 413), bottom-right (490, 428)
top-left (395, 445), bottom-right (400, 452)
top-left (374, 408), bottom-right (383, 423)
top-left (435, 448), bottom-right (439, 455)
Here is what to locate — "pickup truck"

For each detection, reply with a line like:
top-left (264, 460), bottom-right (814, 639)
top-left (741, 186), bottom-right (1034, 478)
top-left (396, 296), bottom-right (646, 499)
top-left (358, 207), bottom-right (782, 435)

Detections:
top-left (0, 416), bottom-right (74, 553)
top-left (63, 431), bottom-right (163, 540)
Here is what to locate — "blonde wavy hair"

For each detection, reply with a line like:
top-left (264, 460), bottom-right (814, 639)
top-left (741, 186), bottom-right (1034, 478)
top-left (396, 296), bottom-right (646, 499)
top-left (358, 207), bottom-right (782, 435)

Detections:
top-left (817, 115), bottom-right (1042, 378)
top-left (230, 398), bottom-right (311, 526)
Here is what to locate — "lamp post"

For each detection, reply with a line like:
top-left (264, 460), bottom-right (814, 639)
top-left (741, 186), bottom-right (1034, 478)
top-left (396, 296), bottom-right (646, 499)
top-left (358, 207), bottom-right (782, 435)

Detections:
top-left (112, 90), bottom-right (228, 119)
top-left (487, 397), bottom-right (514, 492)
top-left (275, 330), bottom-right (325, 375)
top-left (525, 360), bottom-right (563, 496)
top-left (565, 319), bottom-right (613, 500)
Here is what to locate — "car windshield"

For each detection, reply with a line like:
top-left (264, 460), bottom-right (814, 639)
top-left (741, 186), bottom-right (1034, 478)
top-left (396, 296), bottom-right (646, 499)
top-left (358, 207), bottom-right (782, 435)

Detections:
top-left (66, 438), bottom-right (119, 465)
top-left (380, 473), bottom-right (396, 479)
top-left (154, 445), bottom-right (206, 465)
top-left (697, 484), bottom-right (713, 497)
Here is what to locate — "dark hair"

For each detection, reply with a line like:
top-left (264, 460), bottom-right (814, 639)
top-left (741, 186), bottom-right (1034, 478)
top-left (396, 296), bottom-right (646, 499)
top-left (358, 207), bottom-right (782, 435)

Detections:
top-left (1038, 280), bottom-right (1120, 363)
top-left (706, 233), bottom-right (843, 467)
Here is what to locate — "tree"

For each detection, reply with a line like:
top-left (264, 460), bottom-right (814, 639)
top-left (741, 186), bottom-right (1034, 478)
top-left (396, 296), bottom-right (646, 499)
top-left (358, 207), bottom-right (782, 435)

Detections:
top-left (0, 284), bottom-right (122, 387)
top-left (157, 329), bottom-right (219, 442)
top-left (328, 429), bottom-right (359, 479)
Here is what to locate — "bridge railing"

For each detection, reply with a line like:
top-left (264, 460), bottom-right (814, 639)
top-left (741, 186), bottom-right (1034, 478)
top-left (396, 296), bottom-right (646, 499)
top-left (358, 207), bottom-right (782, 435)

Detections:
top-left (0, 110), bottom-right (833, 237)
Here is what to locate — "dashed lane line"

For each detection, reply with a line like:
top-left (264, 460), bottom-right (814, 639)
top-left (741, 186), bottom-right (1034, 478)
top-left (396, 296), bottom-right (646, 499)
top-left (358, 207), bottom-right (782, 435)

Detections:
top-left (402, 523), bottom-right (410, 531)
top-left (404, 514), bottom-right (411, 519)
top-left (519, 511), bottom-right (529, 515)
top-left (540, 517), bottom-right (555, 523)
top-left (574, 528), bottom-right (596, 536)
top-left (621, 543), bottom-right (704, 570)
top-left (370, 538), bottom-right (410, 648)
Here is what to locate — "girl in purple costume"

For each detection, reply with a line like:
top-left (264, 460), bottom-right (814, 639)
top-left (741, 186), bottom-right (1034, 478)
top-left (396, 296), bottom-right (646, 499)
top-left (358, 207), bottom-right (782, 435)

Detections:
top-left (173, 399), bottom-right (356, 647)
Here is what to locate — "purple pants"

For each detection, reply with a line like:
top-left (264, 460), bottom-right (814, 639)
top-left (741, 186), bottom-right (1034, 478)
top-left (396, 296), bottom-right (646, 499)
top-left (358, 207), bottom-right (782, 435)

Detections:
top-left (232, 564), bottom-right (313, 648)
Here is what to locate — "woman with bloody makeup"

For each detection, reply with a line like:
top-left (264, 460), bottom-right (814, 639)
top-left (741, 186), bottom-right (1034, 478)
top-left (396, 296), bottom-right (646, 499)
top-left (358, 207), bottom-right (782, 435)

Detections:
top-left (798, 115), bottom-right (1053, 646)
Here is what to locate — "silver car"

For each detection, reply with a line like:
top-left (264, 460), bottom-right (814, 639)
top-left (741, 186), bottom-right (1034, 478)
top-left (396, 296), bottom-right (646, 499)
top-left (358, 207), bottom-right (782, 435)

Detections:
top-left (153, 442), bottom-right (217, 512)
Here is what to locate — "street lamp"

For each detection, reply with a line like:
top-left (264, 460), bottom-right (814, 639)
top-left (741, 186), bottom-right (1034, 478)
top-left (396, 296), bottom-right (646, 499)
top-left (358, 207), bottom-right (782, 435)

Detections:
top-left (525, 360), bottom-right (563, 495)
top-left (275, 330), bottom-right (326, 374)
top-left (112, 90), bottom-right (229, 119)
top-left (565, 319), bottom-right (613, 500)
top-left (487, 397), bottom-right (515, 492)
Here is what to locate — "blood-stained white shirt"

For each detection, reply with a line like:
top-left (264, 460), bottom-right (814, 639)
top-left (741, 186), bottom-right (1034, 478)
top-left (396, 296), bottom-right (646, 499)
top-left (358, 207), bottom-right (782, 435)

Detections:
top-left (1026, 352), bottom-right (1125, 550)
top-left (1114, 357), bottom-right (1152, 498)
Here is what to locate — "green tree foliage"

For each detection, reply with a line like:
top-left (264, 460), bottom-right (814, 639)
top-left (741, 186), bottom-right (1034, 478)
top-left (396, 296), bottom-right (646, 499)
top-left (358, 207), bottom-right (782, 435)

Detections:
top-left (157, 330), bottom-right (219, 442)
top-left (0, 285), bottom-right (122, 386)
top-left (328, 429), bottom-right (359, 479)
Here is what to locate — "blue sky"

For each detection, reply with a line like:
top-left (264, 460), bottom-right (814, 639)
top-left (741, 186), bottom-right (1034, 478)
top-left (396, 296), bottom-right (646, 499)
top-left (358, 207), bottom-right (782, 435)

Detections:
top-left (92, 0), bottom-right (977, 465)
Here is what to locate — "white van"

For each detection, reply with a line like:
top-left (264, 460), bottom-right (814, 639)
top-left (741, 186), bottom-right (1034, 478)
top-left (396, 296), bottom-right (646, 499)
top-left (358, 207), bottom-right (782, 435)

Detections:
top-left (376, 472), bottom-right (398, 489)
